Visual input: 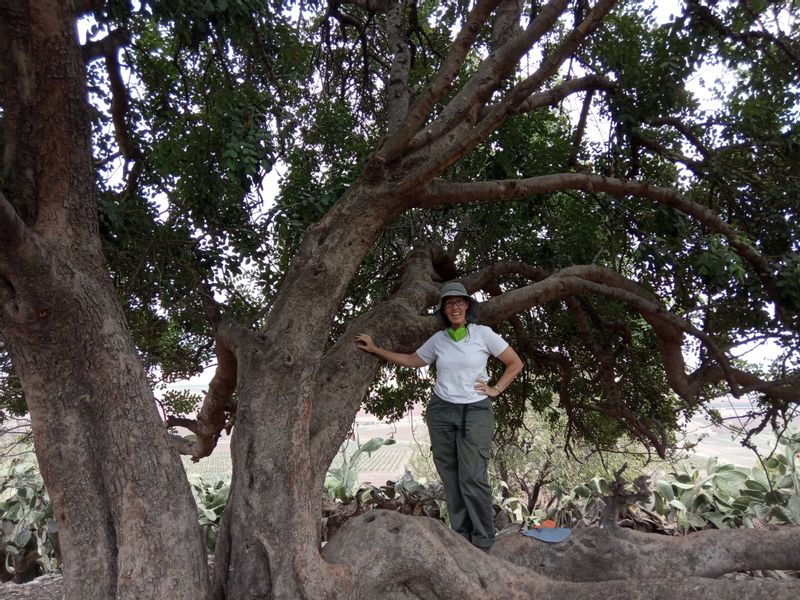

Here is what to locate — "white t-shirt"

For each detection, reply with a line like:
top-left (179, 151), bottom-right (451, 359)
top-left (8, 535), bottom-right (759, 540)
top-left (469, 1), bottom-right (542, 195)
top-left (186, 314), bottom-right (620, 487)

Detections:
top-left (415, 324), bottom-right (509, 404)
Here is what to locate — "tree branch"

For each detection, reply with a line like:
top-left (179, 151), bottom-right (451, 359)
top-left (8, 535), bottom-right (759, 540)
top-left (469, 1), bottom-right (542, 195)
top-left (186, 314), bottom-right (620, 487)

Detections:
top-left (687, 0), bottom-right (800, 68)
top-left (309, 248), bottom-right (442, 484)
top-left (416, 174), bottom-right (775, 297)
top-left (690, 365), bottom-right (800, 405)
top-left (512, 74), bottom-right (613, 115)
top-left (398, 0), bottom-right (618, 189)
top-left (496, 521), bottom-right (800, 582)
top-left (569, 88), bottom-right (594, 167)
top-left (442, 257), bottom-right (748, 411)
top-left (647, 115), bottom-right (711, 159)
top-left (102, 45), bottom-right (143, 195)
top-left (490, 0), bottom-right (525, 50)
top-left (81, 29), bottom-right (131, 64)
top-left (166, 319), bottom-right (247, 461)
top-left (476, 265), bottom-right (737, 404)
top-left (462, 260), bottom-right (548, 289)
top-left (384, 1), bottom-right (411, 137)
top-left (325, 510), bottom-right (800, 599)
top-left (404, 0), bottom-right (569, 158)
top-left (377, 0), bottom-right (505, 162)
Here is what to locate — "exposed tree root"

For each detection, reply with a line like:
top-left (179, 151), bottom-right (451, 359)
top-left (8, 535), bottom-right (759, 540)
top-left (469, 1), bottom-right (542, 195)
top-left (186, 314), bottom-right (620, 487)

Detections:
top-left (323, 510), bottom-right (800, 599)
top-left (493, 522), bottom-right (800, 580)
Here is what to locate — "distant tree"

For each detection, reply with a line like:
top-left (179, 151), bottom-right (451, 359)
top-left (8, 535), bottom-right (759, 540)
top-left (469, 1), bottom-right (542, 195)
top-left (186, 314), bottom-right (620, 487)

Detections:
top-left (1, 1), bottom-right (799, 598)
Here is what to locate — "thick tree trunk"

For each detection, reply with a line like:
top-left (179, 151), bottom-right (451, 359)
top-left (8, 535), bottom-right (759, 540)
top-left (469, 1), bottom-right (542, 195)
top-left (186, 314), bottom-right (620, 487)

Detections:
top-left (5, 275), bottom-right (211, 599)
top-left (211, 186), bottom-right (403, 598)
top-left (0, 2), bottom-right (212, 598)
top-left (212, 342), bottom-right (348, 599)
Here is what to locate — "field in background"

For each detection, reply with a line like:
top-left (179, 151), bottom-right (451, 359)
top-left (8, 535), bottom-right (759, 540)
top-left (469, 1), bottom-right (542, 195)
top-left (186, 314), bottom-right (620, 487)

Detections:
top-left (183, 398), bottom-right (796, 483)
top-left (5, 399), bottom-right (793, 483)
top-left (183, 407), bottom-right (427, 484)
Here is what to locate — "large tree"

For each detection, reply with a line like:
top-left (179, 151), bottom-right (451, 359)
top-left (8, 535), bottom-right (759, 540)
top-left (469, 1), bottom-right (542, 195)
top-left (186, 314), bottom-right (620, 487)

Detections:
top-left (1, 0), bottom-right (799, 598)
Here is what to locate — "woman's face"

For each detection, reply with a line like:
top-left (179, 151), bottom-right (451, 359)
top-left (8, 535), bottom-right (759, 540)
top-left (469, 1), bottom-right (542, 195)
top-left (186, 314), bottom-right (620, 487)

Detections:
top-left (443, 297), bottom-right (469, 327)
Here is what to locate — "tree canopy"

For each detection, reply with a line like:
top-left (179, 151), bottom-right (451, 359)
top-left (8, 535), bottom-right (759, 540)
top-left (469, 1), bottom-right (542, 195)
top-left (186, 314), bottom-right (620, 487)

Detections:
top-left (1, 1), bottom-right (800, 598)
top-left (49, 0), bottom-right (800, 452)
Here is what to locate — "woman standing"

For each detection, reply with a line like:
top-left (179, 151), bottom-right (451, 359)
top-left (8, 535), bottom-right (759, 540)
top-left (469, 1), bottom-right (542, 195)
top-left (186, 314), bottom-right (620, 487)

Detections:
top-left (355, 282), bottom-right (523, 549)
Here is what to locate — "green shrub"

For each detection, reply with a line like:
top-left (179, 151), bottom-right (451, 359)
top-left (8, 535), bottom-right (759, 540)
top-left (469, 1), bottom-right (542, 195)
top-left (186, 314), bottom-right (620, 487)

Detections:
top-left (188, 476), bottom-right (230, 551)
top-left (324, 436), bottom-right (396, 502)
top-left (0, 460), bottom-right (59, 582)
top-left (652, 433), bottom-right (800, 531)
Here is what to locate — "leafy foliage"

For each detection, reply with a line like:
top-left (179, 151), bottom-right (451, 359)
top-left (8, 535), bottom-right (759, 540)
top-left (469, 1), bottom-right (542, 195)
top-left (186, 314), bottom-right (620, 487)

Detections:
top-left (0, 461), bottom-right (58, 582)
top-left (324, 437), bottom-right (397, 502)
top-left (188, 476), bottom-right (230, 551)
top-left (490, 404), bottom-right (663, 514)
top-left (531, 430), bottom-right (800, 536)
top-left (658, 435), bottom-right (800, 531)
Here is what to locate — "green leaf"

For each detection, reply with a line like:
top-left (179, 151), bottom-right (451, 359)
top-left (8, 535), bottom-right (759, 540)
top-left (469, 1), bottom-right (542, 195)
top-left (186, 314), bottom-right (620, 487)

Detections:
top-left (764, 490), bottom-right (785, 505)
top-left (703, 511), bottom-right (730, 529)
top-left (749, 468), bottom-right (770, 489)
top-left (741, 489), bottom-right (766, 500)
top-left (360, 437), bottom-right (394, 455)
top-left (671, 480), bottom-right (697, 490)
top-left (589, 477), bottom-right (609, 495)
top-left (655, 480), bottom-right (675, 502)
top-left (202, 508), bottom-right (218, 522)
top-left (744, 479), bottom-right (769, 493)
top-left (14, 527), bottom-right (32, 549)
top-left (731, 496), bottom-right (756, 510)
top-left (713, 470), bottom-right (748, 498)
top-left (669, 499), bottom-right (687, 511)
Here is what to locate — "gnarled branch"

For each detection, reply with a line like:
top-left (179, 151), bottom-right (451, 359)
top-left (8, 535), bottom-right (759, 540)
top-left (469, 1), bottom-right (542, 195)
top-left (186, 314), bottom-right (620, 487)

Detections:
top-left (325, 510), bottom-right (800, 599)
top-left (81, 29), bottom-right (130, 64)
top-left (417, 174), bottom-right (775, 298)
top-left (166, 319), bottom-right (246, 461)
top-left (405, 0), bottom-right (569, 157)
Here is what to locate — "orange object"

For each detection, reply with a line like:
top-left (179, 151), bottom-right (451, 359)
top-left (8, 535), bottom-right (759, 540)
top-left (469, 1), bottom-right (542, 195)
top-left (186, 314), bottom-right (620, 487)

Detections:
top-left (535, 519), bottom-right (557, 529)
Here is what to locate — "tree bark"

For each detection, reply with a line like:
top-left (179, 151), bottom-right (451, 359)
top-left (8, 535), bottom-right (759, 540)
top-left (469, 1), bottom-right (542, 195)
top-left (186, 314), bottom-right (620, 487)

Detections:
top-left (0, 2), bottom-right (211, 598)
top-left (493, 522), bottom-right (800, 581)
top-left (323, 510), bottom-right (800, 599)
top-left (212, 185), bottom-right (404, 598)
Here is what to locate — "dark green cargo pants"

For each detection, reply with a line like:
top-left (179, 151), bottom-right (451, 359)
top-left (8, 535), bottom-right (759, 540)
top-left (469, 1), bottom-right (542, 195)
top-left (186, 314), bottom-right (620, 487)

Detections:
top-left (426, 393), bottom-right (495, 548)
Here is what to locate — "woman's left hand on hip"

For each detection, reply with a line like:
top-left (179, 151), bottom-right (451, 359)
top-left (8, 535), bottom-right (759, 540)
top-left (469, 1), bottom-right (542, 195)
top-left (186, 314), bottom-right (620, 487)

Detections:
top-left (474, 380), bottom-right (499, 397)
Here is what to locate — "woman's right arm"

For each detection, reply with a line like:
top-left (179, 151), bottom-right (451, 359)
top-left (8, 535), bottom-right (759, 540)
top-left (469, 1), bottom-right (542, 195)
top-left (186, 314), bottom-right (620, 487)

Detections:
top-left (354, 333), bottom-right (427, 368)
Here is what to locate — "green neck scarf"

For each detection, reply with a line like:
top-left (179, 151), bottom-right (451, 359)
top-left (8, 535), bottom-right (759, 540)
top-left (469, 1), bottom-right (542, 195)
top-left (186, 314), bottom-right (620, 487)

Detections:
top-left (447, 325), bottom-right (468, 342)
